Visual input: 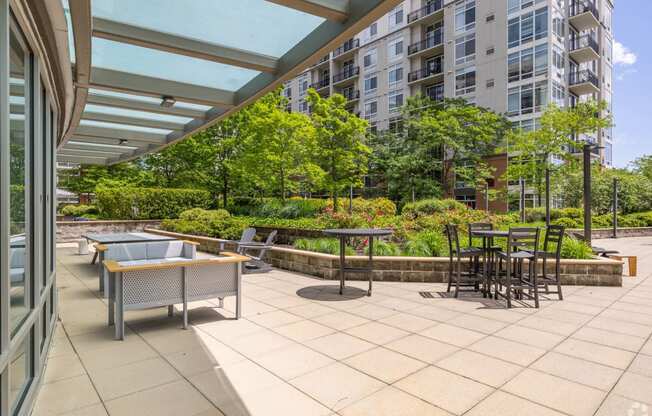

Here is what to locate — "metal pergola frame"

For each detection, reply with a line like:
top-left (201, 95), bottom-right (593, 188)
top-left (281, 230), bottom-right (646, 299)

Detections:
top-left (59, 0), bottom-right (402, 165)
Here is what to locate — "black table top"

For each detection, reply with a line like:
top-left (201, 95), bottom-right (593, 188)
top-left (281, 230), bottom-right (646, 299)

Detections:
top-left (323, 228), bottom-right (394, 237)
top-left (470, 230), bottom-right (509, 238)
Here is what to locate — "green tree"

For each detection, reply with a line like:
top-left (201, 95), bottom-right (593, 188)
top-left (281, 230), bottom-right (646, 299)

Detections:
top-left (401, 95), bottom-right (509, 198)
top-left (306, 89), bottom-right (369, 210)
top-left (632, 154), bottom-right (652, 181)
top-left (505, 101), bottom-right (612, 203)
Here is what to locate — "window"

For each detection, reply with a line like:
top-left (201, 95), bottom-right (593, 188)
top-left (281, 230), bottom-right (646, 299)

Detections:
top-left (388, 38), bottom-right (404, 61)
top-left (535, 7), bottom-right (548, 40)
top-left (508, 17), bottom-right (520, 48)
top-left (521, 12), bottom-right (534, 44)
top-left (508, 7), bottom-right (547, 49)
top-left (486, 13), bottom-right (495, 22)
top-left (455, 66), bottom-right (476, 95)
top-left (507, 82), bottom-right (548, 116)
top-left (486, 46), bottom-right (495, 55)
top-left (426, 83), bottom-right (445, 101)
top-left (299, 78), bottom-right (308, 94)
top-left (455, 33), bottom-right (475, 65)
top-left (364, 73), bottom-right (378, 94)
top-left (534, 43), bottom-right (548, 76)
top-left (507, 43), bottom-right (548, 82)
top-left (455, 0), bottom-right (476, 33)
top-left (369, 22), bottom-right (378, 37)
top-left (509, 0), bottom-right (539, 14)
top-left (388, 90), bottom-right (404, 112)
top-left (365, 100), bottom-right (378, 117)
top-left (363, 48), bottom-right (377, 68)
top-left (389, 116), bottom-right (404, 133)
top-left (388, 65), bottom-right (403, 86)
top-left (486, 79), bottom-right (495, 88)
top-left (389, 6), bottom-right (404, 27)
top-left (552, 80), bottom-right (566, 106)
top-left (283, 87), bottom-right (292, 98)
top-left (299, 99), bottom-right (308, 112)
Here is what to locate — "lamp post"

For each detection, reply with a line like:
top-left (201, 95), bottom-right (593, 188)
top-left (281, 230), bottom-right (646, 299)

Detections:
top-left (545, 167), bottom-right (551, 227)
top-left (519, 177), bottom-right (526, 223)
top-left (582, 143), bottom-right (603, 246)
top-left (484, 182), bottom-right (489, 212)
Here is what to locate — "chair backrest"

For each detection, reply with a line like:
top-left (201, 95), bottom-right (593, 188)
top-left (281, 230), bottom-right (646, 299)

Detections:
top-left (468, 222), bottom-right (493, 247)
top-left (507, 227), bottom-right (540, 255)
top-left (240, 228), bottom-right (256, 243)
top-left (542, 225), bottom-right (564, 270)
top-left (264, 230), bottom-right (278, 246)
top-left (445, 224), bottom-right (461, 259)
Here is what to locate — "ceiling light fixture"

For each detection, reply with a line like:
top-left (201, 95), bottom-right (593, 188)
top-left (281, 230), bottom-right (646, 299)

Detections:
top-left (119, 139), bottom-right (129, 145)
top-left (161, 96), bottom-right (176, 108)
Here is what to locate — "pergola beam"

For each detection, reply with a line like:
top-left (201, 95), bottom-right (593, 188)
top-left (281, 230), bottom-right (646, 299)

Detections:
top-left (266, 0), bottom-right (349, 22)
top-left (81, 111), bottom-right (186, 131)
top-left (68, 135), bottom-right (157, 149)
top-left (86, 67), bottom-right (235, 108)
top-left (86, 92), bottom-right (207, 119)
top-left (74, 124), bottom-right (168, 144)
top-left (92, 18), bottom-right (278, 73)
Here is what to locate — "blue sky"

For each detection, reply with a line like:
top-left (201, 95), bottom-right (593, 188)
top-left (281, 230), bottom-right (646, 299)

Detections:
top-left (612, 0), bottom-right (651, 167)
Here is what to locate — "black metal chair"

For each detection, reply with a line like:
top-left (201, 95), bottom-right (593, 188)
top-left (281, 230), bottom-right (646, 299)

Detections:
top-left (468, 222), bottom-right (502, 281)
top-left (445, 224), bottom-right (484, 298)
top-left (494, 227), bottom-right (541, 308)
top-left (537, 225), bottom-right (564, 300)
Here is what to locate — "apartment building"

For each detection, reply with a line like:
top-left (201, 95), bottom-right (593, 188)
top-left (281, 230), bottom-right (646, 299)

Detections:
top-left (283, 0), bottom-right (615, 209)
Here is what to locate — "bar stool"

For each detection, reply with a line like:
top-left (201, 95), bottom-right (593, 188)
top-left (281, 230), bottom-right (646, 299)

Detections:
top-left (537, 225), bottom-right (565, 300)
top-left (445, 224), bottom-right (484, 298)
top-left (495, 227), bottom-right (541, 308)
top-left (468, 222), bottom-right (502, 282)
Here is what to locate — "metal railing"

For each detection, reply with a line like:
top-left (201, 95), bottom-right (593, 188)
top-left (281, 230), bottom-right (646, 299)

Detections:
top-left (570, 0), bottom-right (599, 19)
top-left (407, 30), bottom-right (443, 55)
top-left (408, 63), bottom-right (443, 83)
top-left (332, 66), bottom-right (360, 83)
top-left (569, 69), bottom-right (599, 88)
top-left (333, 38), bottom-right (360, 57)
top-left (407, 0), bottom-right (444, 23)
top-left (342, 89), bottom-right (360, 101)
top-left (309, 78), bottom-right (330, 90)
top-left (312, 54), bottom-right (330, 66)
top-left (570, 34), bottom-right (599, 55)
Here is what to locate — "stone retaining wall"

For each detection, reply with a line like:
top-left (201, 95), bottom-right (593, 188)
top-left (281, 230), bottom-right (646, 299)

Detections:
top-left (57, 220), bottom-right (162, 242)
top-left (568, 227), bottom-right (652, 240)
top-left (145, 228), bottom-right (623, 287)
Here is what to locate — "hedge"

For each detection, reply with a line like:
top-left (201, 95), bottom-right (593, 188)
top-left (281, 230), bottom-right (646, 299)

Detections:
top-left (96, 187), bottom-right (211, 220)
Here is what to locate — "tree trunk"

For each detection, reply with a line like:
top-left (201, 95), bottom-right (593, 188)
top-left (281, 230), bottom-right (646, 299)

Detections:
top-left (222, 173), bottom-right (228, 209)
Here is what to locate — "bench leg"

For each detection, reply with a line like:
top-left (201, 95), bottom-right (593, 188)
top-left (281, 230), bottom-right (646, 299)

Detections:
top-left (629, 257), bottom-right (637, 276)
top-left (236, 263), bottom-right (242, 319)
top-left (108, 272), bottom-right (115, 326)
top-left (168, 305), bottom-right (174, 317)
top-left (218, 298), bottom-right (224, 308)
top-left (91, 251), bottom-right (98, 265)
top-left (115, 273), bottom-right (124, 340)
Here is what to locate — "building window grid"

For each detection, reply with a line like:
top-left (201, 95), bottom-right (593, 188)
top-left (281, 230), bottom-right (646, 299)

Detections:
top-left (508, 6), bottom-right (548, 49)
top-left (388, 38), bottom-right (404, 61)
top-left (455, 0), bottom-right (476, 33)
top-left (508, 43), bottom-right (548, 83)
top-left (363, 48), bottom-right (377, 69)
top-left (455, 33), bottom-right (476, 65)
top-left (388, 90), bottom-right (404, 112)
top-left (389, 6), bottom-right (404, 28)
top-left (388, 64), bottom-right (403, 87)
top-left (364, 73), bottom-right (378, 95)
top-left (508, 81), bottom-right (548, 117)
top-left (455, 66), bottom-right (476, 96)
top-left (364, 100), bottom-right (378, 118)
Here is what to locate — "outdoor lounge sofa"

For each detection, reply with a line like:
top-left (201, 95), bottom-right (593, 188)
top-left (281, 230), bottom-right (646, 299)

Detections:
top-left (103, 250), bottom-right (249, 340)
top-left (96, 240), bottom-right (197, 296)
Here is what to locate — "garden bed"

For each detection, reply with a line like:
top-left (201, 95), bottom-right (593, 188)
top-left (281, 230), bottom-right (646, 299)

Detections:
top-left (145, 228), bottom-right (623, 287)
top-left (57, 220), bottom-right (162, 242)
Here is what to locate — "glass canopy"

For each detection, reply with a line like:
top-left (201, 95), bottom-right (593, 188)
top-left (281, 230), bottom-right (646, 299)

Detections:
top-left (58, 0), bottom-right (400, 165)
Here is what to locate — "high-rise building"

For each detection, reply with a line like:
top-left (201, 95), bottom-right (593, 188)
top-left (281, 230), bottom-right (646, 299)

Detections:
top-left (283, 0), bottom-right (615, 209)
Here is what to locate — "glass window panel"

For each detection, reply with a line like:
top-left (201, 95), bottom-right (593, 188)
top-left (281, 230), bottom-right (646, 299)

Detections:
top-left (92, 38), bottom-right (259, 91)
top-left (88, 88), bottom-right (212, 111)
top-left (84, 104), bottom-right (194, 125)
top-left (508, 18), bottom-right (520, 48)
top-left (10, 337), bottom-right (32, 413)
top-left (535, 7), bottom-right (548, 40)
top-left (78, 119), bottom-right (173, 135)
top-left (521, 12), bottom-right (534, 43)
top-left (10, 25), bottom-right (30, 334)
top-left (91, 0), bottom-right (324, 58)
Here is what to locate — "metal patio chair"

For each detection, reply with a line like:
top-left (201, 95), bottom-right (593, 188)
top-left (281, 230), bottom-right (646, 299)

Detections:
top-left (494, 227), bottom-right (541, 308)
top-left (537, 225), bottom-right (565, 300)
top-left (445, 224), bottom-right (484, 298)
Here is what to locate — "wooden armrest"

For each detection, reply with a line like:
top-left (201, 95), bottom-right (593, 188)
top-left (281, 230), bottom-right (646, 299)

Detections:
top-left (95, 243), bottom-right (108, 252)
top-left (182, 240), bottom-right (201, 246)
top-left (103, 251), bottom-right (250, 273)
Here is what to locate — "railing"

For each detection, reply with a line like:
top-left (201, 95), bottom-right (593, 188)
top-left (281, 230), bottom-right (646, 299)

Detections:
top-left (309, 78), bottom-right (330, 90)
top-left (427, 87), bottom-right (444, 102)
top-left (332, 66), bottom-right (360, 83)
top-left (407, 0), bottom-right (444, 24)
top-left (569, 69), bottom-right (599, 88)
top-left (312, 54), bottom-right (330, 66)
top-left (408, 63), bottom-right (443, 83)
top-left (333, 38), bottom-right (360, 57)
top-left (570, 34), bottom-right (599, 55)
top-left (342, 89), bottom-right (360, 101)
top-left (570, 0), bottom-right (599, 19)
top-left (408, 30), bottom-right (443, 55)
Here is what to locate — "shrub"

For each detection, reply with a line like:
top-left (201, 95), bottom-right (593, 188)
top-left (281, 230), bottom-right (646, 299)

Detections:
top-left (403, 231), bottom-right (449, 257)
top-left (292, 238), bottom-right (355, 255)
top-left (228, 198), bottom-right (327, 218)
top-left (560, 236), bottom-right (593, 260)
top-left (160, 208), bottom-right (248, 239)
top-left (60, 204), bottom-right (98, 218)
top-left (96, 187), bottom-right (211, 219)
top-left (363, 239), bottom-right (401, 256)
top-left (401, 199), bottom-right (468, 219)
top-left (551, 217), bottom-right (581, 228)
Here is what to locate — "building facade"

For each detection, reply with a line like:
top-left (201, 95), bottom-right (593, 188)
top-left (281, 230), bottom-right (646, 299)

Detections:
top-left (284, 0), bottom-right (615, 208)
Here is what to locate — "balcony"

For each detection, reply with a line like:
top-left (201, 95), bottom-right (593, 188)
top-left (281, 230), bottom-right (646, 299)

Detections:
top-left (407, 0), bottom-right (444, 25)
top-left (408, 63), bottom-right (444, 85)
top-left (569, 69), bottom-right (600, 96)
top-left (569, 0), bottom-right (600, 31)
top-left (332, 66), bottom-right (360, 85)
top-left (341, 89), bottom-right (360, 103)
top-left (569, 35), bottom-right (600, 64)
top-left (407, 30), bottom-right (443, 58)
top-left (311, 54), bottom-right (330, 68)
top-left (309, 78), bottom-right (330, 91)
top-left (333, 38), bottom-right (360, 60)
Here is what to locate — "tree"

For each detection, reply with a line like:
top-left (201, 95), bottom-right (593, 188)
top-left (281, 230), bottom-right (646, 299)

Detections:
top-left (306, 89), bottom-right (369, 210)
top-left (632, 155), bottom-right (652, 181)
top-left (242, 92), bottom-right (319, 199)
top-left (401, 95), bottom-right (510, 198)
top-left (505, 100), bottom-right (613, 204)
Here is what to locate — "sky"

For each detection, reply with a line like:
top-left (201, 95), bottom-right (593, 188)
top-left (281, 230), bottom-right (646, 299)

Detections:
top-left (611, 0), bottom-right (652, 167)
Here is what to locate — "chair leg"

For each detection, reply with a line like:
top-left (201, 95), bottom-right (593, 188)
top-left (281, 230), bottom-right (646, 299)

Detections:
top-left (447, 261), bottom-right (453, 293)
top-left (531, 262), bottom-right (540, 308)
top-left (556, 270), bottom-right (564, 301)
top-left (455, 260), bottom-right (461, 298)
top-left (505, 260), bottom-right (512, 308)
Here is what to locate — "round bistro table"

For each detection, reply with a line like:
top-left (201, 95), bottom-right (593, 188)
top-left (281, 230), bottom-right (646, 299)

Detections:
top-left (470, 229), bottom-right (509, 297)
top-left (323, 228), bottom-right (394, 296)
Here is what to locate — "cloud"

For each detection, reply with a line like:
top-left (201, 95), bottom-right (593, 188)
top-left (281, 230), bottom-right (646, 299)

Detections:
top-left (613, 41), bottom-right (637, 66)
top-left (616, 67), bottom-right (638, 81)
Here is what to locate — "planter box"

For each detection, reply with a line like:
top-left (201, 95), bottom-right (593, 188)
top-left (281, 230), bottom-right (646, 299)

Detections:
top-left (144, 228), bottom-right (623, 287)
top-left (57, 220), bottom-right (162, 242)
top-left (569, 227), bottom-right (652, 240)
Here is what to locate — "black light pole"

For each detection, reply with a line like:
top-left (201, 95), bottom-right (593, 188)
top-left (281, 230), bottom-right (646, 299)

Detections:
top-left (519, 177), bottom-right (526, 223)
top-left (484, 182), bottom-right (489, 212)
top-left (583, 144), bottom-right (592, 246)
top-left (545, 167), bottom-right (551, 227)
top-left (612, 178), bottom-right (618, 238)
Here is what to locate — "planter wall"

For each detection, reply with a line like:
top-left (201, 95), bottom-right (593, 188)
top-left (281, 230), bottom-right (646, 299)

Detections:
top-left (569, 227), bottom-right (652, 240)
top-left (145, 228), bottom-right (623, 287)
top-left (57, 220), bottom-right (162, 242)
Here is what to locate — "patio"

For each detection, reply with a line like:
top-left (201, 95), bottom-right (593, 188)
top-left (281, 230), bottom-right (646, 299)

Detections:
top-left (33, 237), bottom-right (652, 416)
